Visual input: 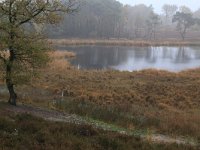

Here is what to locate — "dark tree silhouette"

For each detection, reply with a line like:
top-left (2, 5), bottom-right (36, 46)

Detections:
top-left (172, 12), bottom-right (195, 40)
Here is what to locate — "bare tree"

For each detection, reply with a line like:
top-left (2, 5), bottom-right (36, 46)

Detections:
top-left (162, 4), bottom-right (178, 23)
top-left (146, 12), bottom-right (161, 40)
top-left (180, 6), bottom-right (192, 14)
top-left (172, 12), bottom-right (195, 40)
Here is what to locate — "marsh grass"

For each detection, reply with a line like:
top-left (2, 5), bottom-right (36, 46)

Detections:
top-left (49, 39), bottom-right (200, 46)
top-left (48, 50), bottom-right (76, 59)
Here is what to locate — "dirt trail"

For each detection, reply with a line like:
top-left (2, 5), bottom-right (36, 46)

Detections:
top-left (5, 104), bottom-right (198, 146)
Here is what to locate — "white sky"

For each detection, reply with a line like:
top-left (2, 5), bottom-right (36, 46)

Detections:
top-left (117, 0), bottom-right (200, 14)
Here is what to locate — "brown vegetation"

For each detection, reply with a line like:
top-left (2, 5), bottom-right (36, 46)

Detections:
top-left (48, 50), bottom-right (76, 59)
top-left (0, 104), bottom-right (197, 150)
top-left (1, 51), bottom-right (199, 140)
top-left (47, 50), bottom-right (75, 71)
top-left (49, 39), bottom-right (200, 46)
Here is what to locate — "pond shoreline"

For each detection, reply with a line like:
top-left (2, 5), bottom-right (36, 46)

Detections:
top-left (49, 39), bottom-right (200, 47)
top-left (54, 45), bottom-right (200, 72)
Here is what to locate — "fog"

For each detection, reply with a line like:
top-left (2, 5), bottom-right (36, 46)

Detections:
top-left (117, 0), bottom-right (200, 13)
top-left (46, 0), bottom-right (200, 41)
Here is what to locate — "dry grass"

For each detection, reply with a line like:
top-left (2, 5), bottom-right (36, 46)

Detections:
top-left (15, 52), bottom-right (199, 138)
top-left (159, 109), bottom-right (200, 136)
top-left (0, 107), bottom-right (196, 150)
top-left (1, 51), bottom-right (199, 139)
top-left (0, 50), bottom-right (9, 60)
top-left (49, 39), bottom-right (200, 46)
top-left (48, 50), bottom-right (76, 59)
top-left (47, 50), bottom-right (75, 71)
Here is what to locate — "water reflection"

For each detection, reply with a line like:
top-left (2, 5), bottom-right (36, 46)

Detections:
top-left (58, 46), bottom-right (200, 72)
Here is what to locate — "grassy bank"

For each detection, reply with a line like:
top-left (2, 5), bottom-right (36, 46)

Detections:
top-left (0, 103), bottom-right (198, 150)
top-left (49, 39), bottom-right (200, 46)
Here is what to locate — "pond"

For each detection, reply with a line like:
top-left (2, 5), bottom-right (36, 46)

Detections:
top-left (57, 45), bottom-right (200, 72)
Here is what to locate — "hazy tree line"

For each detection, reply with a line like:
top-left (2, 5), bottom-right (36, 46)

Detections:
top-left (46, 0), bottom-right (200, 40)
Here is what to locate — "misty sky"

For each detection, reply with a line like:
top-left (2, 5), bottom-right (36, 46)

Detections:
top-left (117, 0), bottom-right (200, 14)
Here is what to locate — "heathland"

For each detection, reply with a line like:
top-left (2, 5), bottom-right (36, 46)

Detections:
top-left (0, 45), bottom-right (200, 149)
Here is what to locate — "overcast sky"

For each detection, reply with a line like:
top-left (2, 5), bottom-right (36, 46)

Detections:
top-left (117, 0), bottom-right (200, 14)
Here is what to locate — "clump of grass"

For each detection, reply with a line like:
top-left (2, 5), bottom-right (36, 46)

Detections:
top-left (47, 50), bottom-right (75, 71)
top-left (59, 99), bottom-right (134, 127)
top-left (48, 50), bottom-right (76, 59)
top-left (159, 110), bottom-right (200, 136)
top-left (0, 50), bottom-right (9, 60)
top-left (48, 59), bottom-right (71, 71)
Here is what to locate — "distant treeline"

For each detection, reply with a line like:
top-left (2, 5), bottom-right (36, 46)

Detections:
top-left (45, 0), bottom-right (200, 40)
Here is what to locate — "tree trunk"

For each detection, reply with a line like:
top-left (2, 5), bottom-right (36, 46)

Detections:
top-left (181, 33), bottom-right (185, 41)
top-left (7, 82), bottom-right (17, 106)
top-left (6, 48), bottom-right (17, 106)
top-left (181, 27), bottom-right (187, 41)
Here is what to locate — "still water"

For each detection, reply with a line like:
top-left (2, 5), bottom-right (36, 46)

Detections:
top-left (59, 46), bottom-right (200, 72)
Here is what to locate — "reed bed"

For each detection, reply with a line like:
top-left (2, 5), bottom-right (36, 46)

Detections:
top-left (49, 39), bottom-right (200, 46)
